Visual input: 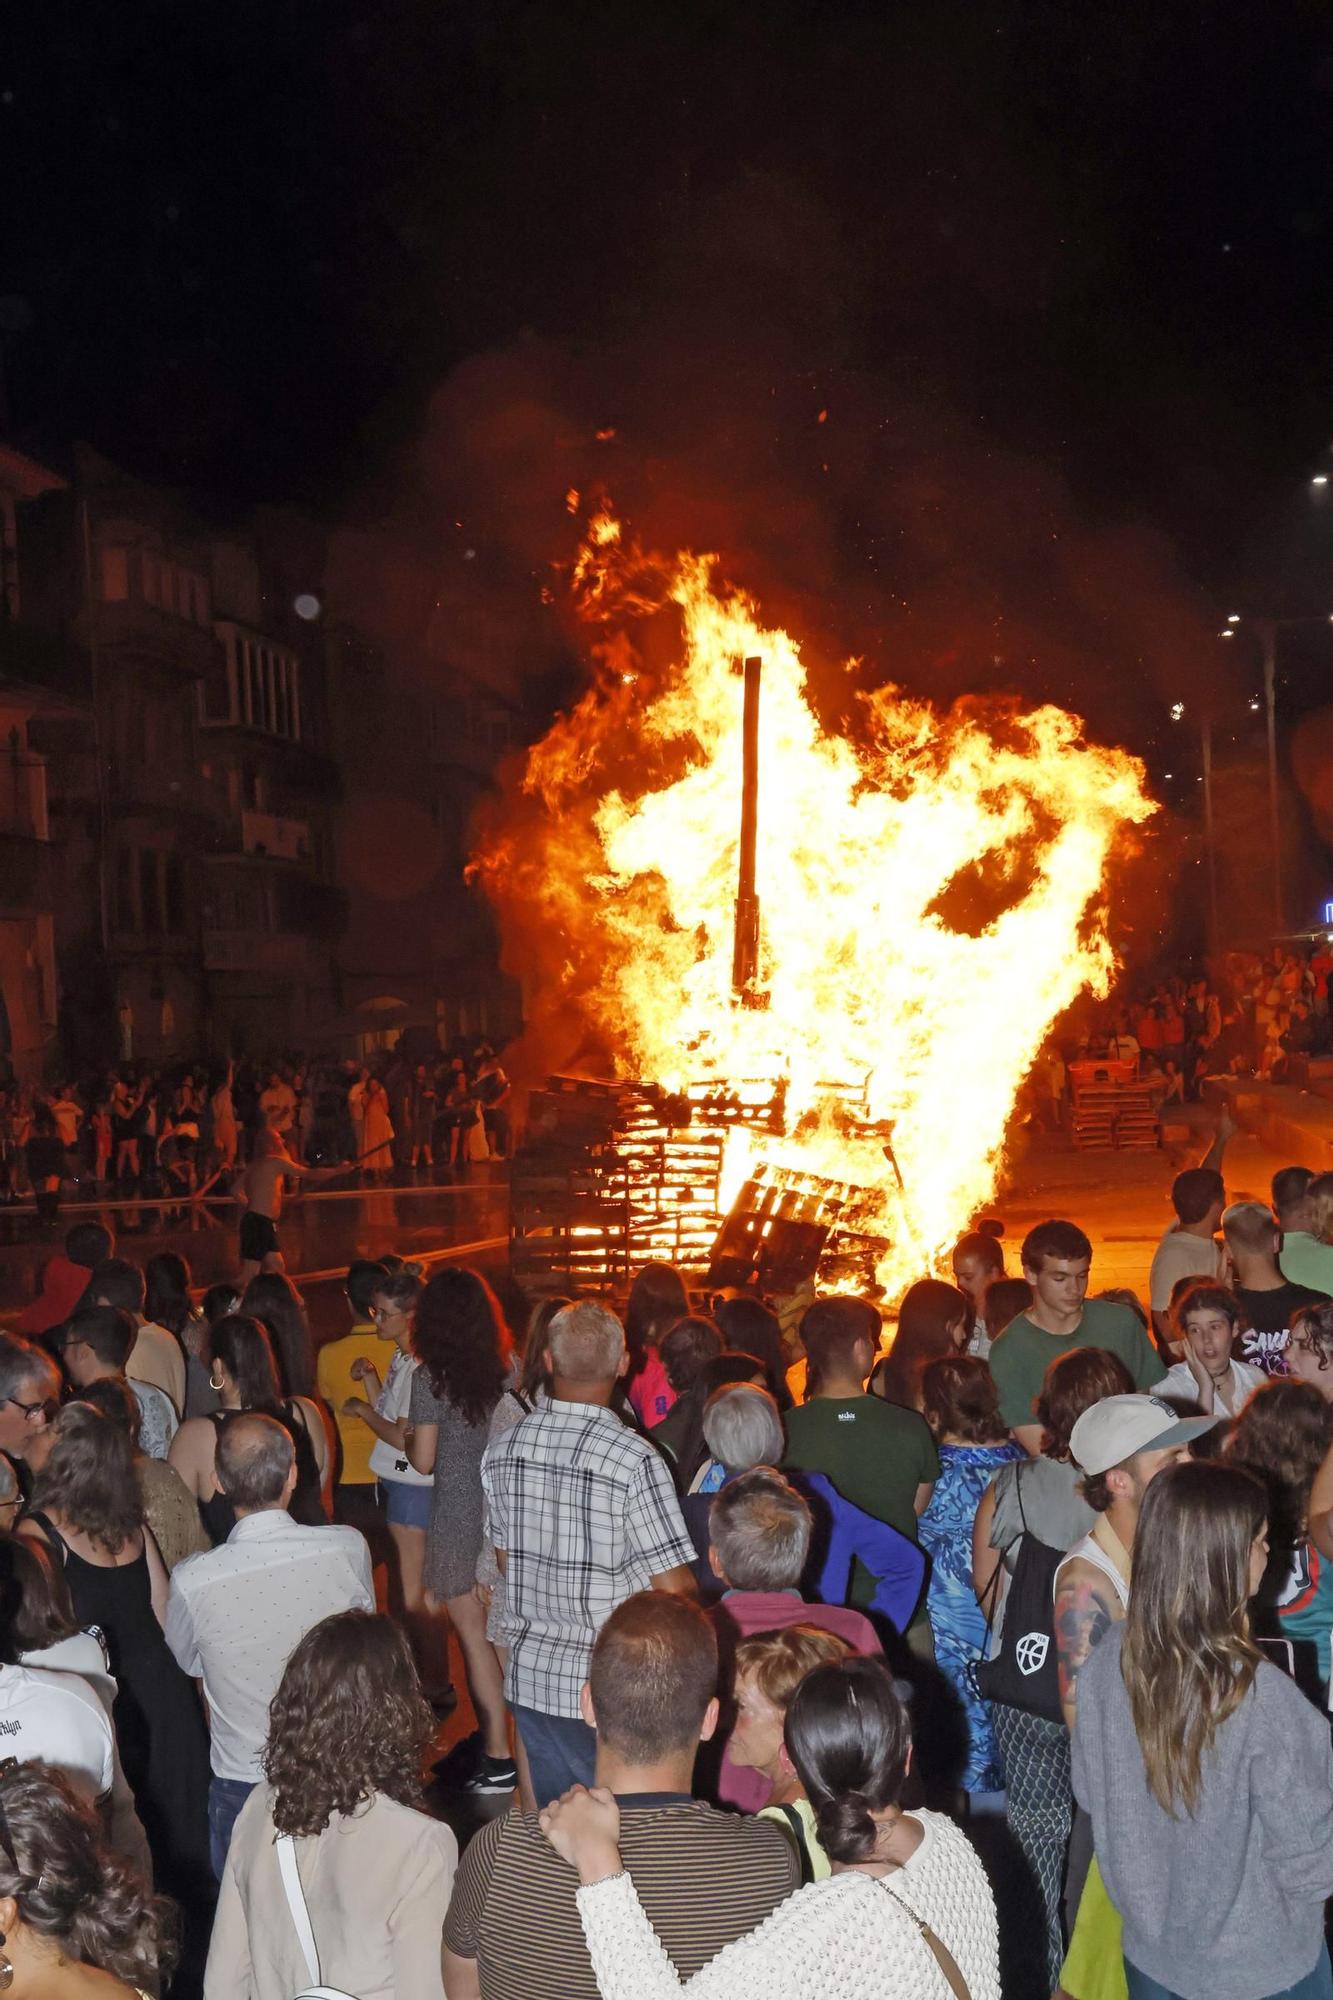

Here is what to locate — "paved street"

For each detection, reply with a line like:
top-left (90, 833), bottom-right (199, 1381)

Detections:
top-left (0, 1097), bottom-right (1304, 1336)
top-left (0, 1168), bottom-right (510, 1338)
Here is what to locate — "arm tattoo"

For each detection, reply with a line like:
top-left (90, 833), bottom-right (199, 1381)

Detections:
top-left (1054, 1567), bottom-right (1116, 1727)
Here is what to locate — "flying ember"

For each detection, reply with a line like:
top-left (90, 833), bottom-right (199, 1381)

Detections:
top-left (474, 509), bottom-right (1155, 1298)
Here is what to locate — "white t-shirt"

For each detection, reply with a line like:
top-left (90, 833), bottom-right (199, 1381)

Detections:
top-left (369, 1350), bottom-right (433, 1486)
top-left (1148, 1226), bottom-right (1224, 1311)
top-left (20, 1629), bottom-right (117, 1717)
top-left (0, 1663), bottom-right (114, 1799)
top-left (1158, 1356), bottom-right (1266, 1413)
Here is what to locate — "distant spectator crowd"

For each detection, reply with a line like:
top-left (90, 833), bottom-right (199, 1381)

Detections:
top-left (0, 1042), bottom-right (511, 1213)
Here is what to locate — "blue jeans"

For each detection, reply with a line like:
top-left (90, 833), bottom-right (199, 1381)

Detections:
top-left (208, 1774), bottom-right (256, 1880)
top-left (511, 1703), bottom-right (596, 1809)
top-left (1126, 1946), bottom-right (1333, 2000)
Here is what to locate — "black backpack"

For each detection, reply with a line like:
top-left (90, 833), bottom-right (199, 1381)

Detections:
top-left (974, 1463), bottom-right (1065, 1724)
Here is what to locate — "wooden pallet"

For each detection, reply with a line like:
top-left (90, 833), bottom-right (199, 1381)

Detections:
top-left (1070, 1078), bottom-right (1160, 1153)
top-left (511, 1074), bottom-right (725, 1297)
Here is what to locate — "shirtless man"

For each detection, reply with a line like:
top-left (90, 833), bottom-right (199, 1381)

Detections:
top-left (235, 1129), bottom-right (344, 1283)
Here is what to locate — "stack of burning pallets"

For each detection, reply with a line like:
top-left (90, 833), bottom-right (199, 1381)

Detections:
top-left (510, 1075), bottom-right (728, 1298)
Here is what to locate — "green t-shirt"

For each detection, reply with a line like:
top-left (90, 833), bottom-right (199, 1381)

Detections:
top-left (782, 1395), bottom-right (940, 1612)
top-left (1278, 1232), bottom-right (1333, 1300)
top-left (987, 1298), bottom-right (1166, 1431)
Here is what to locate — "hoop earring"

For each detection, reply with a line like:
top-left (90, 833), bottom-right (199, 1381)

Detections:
top-left (0, 1928), bottom-right (14, 1990)
top-left (208, 1375), bottom-right (225, 1394)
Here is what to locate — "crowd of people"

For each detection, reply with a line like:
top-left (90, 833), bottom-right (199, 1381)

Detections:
top-left (5, 1123), bottom-right (1333, 1996)
top-left (1012, 944), bottom-right (1333, 1139)
top-left (0, 1042), bottom-right (512, 1213)
top-left (1081, 943), bottom-right (1333, 1100)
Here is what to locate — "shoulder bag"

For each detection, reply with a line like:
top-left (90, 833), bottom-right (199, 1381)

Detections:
top-left (879, 1878), bottom-right (973, 2000)
top-left (276, 1833), bottom-right (359, 2000)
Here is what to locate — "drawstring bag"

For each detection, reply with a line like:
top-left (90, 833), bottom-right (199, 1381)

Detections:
top-left (277, 1835), bottom-right (359, 2000)
top-left (973, 1462), bottom-right (1065, 1723)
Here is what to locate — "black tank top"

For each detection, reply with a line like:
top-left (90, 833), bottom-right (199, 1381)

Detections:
top-left (199, 1401), bottom-right (325, 1544)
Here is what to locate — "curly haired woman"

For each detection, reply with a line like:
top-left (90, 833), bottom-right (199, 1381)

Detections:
top-left (205, 1610), bottom-right (457, 2000)
top-left (0, 1760), bottom-right (171, 1997)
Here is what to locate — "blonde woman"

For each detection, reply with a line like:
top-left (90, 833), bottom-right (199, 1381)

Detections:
top-left (728, 1625), bottom-right (854, 1882)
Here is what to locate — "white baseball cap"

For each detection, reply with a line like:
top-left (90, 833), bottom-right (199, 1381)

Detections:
top-left (1069, 1393), bottom-right (1219, 1478)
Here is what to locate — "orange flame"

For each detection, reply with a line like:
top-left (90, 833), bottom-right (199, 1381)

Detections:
top-left (475, 511), bottom-right (1155, 1295)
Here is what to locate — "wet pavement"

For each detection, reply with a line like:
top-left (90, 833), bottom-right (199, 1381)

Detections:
top-left (0, 1107), bottom-right (1303, 1334)
top-left (0, 1166), bottom-right (511, 1337)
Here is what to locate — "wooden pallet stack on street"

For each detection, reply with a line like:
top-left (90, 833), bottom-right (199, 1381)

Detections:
top-left (1071, 1081), bottom-right (1118, 1150)
top-left (1068, 1060), bottom-right (1160, 1154)
top-left (1114, 1084), bottom-right (1161, 1150)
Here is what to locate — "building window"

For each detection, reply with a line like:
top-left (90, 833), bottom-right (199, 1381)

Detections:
top-left (165, 855), bottom-right (186, 935)
top-left (101, 547), bottom-right (130, 602)
top-left (139, 851), bottom-right (163, 934)
top-left (114, 848), bottom-right (137, 932)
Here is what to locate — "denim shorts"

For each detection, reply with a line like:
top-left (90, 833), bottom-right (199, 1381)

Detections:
top-left (382, 1480), bottom-right (432, 1529)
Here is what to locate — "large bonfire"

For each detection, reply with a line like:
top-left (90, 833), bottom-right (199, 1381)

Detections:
top-left (473, 508), bottom-right (1155, 1297)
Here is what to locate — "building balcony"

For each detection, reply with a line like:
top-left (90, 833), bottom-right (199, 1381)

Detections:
top-left (240, 809), bottom-right (311, 863)
top-left (94, 600), bottom-right (221, 680)
top-left (0, 830), bottom-right (55, 916)
top-left (203, 928), bottom-right (312, 976)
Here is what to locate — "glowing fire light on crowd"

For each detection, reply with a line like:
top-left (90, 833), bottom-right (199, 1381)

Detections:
top-left (475, 509), bottom-right (1155, 1296)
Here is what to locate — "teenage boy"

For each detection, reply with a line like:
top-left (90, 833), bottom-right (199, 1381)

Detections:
top-left (988, 1221), bottom-right (1165, 1454)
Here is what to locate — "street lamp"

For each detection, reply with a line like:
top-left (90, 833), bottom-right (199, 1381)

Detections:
top-left (1223, 612), bottom-right (1333, 932)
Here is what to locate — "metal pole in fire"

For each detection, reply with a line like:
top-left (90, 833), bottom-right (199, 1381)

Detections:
top-left (732, 655), bottom-right (762, 997)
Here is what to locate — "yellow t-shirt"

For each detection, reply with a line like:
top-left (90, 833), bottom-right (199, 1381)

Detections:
top-left (317, 1324), bottom-right (384, 1487)
top-left (759, 1797), bottom-right (831, 1882)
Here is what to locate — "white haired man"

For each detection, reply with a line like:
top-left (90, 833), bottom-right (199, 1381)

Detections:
top-left (481, 1300), bottom-right (697, 1809)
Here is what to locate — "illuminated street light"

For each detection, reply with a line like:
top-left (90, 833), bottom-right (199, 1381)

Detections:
top-left (1218, 629), bottom-right (1235, 639)
top-left (1170, 701), bottom-right (1185, 721)
top-left (1227, 613), bottom-right (1240, 624)
top-left (1314, 475), bottom-right (1329, 488)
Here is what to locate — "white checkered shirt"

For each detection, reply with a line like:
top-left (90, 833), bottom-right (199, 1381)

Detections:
top-left (482, 1397), bottom-right (696, 1719)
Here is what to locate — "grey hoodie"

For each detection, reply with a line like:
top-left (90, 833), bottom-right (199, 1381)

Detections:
top-left (1073, 1625), bottom-right (1333, 2000)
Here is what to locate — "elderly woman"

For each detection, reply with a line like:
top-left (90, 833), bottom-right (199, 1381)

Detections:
top-left (729, 1624), bottom-right (856, 1881)
top-left (206, 1611), bottom-right (457, 1999)
top-left (678, 1382), bottom-right (788, 1577)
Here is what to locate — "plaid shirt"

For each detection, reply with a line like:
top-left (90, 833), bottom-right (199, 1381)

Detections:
top-left (482, 1397), bottom-right (695, 1718)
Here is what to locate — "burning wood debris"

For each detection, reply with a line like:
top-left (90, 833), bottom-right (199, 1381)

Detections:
top-left (476, 508), bottom-right (1155, 1304)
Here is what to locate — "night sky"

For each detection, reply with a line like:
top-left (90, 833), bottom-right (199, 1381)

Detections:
top-left (7, 3), bottom-right (1333, 858)
top-left (5, 6), bottom-right (1331, 556)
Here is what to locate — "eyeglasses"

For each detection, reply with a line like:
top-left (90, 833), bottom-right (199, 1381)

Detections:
top-left (4, 1396), bottom-right (59, 1425)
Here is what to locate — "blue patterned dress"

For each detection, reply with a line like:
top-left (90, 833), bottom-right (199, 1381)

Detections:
top-left (919, 1439), bottom-right (1025, 1793)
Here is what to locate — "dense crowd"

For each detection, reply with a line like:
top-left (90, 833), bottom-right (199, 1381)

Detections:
top-left (4, 1123), bottom-right (1333, 1996)
top-left (0, 1043), bottom-right (512, 1212)
top-left (1078, 943), bottom-right (1333, 1098)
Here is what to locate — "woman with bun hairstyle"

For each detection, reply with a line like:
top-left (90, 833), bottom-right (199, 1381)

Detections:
top-left (540, 1654), bottom-right (999, 2000)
